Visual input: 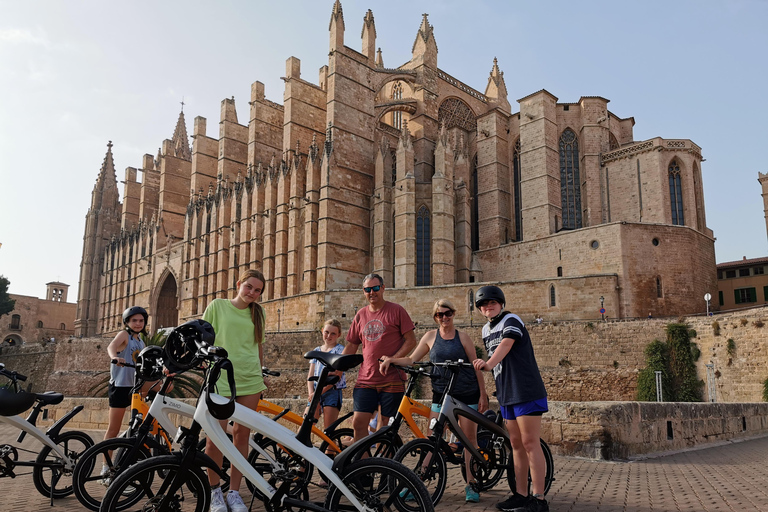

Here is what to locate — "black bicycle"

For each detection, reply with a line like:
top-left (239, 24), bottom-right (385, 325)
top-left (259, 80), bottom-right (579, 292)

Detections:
top-left (393, 360), bottom-right (554, 505)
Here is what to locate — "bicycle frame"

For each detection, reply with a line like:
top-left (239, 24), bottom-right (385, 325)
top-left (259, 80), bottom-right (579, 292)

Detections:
top-left (432, 394), bottom-right (507, 466)
top-left (0, 413), bottom-right (73, 463)
top-left (195, 371), bottom-right (367, 510)
top-left (256, 399), bottom-right (343, 454)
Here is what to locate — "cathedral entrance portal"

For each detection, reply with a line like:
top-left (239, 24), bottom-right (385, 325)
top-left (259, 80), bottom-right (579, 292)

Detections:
top-left (154, 272), bottom-right (179, 330)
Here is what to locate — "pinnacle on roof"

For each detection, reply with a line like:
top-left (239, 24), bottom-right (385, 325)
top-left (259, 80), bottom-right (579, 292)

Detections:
top-left (376, 47), bottom-right (384, 67)
top-left (329, 0), bottom-right (344, 30)
top-left (412, 13), bottom-right (438, 54)
top-left (361, 9), bottom-right (376, 38)
top-left (485, 57), bottom-right (509, 106)
top-left (171, 109), bottom-right (192, 161)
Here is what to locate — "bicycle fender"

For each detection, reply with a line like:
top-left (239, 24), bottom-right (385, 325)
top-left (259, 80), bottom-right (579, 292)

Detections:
top-left (324, 411), bottom-right (353, 433)
top-left (331, 425), bottom-right (393, 473)
top-left (173, 450), bottom-right (227, 480)
top-left (47, 404), bottom-right (84, 439)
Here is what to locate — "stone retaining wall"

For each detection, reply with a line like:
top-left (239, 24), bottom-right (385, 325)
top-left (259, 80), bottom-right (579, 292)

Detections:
top-left (32, 397), bottom-right (768, 460)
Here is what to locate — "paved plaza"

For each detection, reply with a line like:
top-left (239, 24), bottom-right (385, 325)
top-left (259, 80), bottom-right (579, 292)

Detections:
top-left (3, 423), bottom-right (768, 512)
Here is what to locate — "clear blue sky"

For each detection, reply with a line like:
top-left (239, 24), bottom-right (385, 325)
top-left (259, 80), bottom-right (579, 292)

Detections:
top-left (1, 0), bottom-right (767, 299)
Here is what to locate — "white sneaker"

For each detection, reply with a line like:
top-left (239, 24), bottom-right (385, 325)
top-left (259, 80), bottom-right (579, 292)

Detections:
top-left (210, 487), bottom-right (228, 512)
top-left (227, 490), bottom-right (248, 512)
top-left (98, 464), bottom-right (111, 487)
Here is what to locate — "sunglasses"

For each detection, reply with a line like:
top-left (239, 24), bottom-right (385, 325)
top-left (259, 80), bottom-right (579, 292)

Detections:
top-left (434, 310), bottom-right (454, 319)
top-left (363, 285), bottom-right (382, 293)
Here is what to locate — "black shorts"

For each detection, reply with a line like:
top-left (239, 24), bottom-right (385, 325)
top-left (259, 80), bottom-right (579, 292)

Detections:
top-left (108, 383), bottom-right (132, 408)
top-left (431, 389), bottom-right (481, 409)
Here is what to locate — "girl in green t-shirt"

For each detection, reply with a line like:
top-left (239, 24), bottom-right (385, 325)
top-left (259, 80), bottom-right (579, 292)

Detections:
top-left (203, 269), bottom-right (267, 512)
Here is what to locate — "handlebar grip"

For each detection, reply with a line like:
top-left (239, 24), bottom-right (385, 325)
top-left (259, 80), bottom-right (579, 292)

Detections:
top-left (111, 359), bottom-right (136, 368)
top-left (262, 368), bottom-right (281, 377)
top-left (207, 346), bottom-right (228, 358)
top-left (15, 372), bottom-right (28, 382)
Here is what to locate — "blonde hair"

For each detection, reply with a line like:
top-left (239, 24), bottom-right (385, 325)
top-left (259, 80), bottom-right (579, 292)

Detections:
top-left (432, 299), bottom-right (457, 323)
top-left (239, 269), bottom-right (266, 345)
top-left (323, 318), bottom-right (342, 335)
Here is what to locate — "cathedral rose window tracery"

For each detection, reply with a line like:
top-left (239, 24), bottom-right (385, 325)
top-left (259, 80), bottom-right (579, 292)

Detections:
top-left (438, 98), bottom-right (477, 133)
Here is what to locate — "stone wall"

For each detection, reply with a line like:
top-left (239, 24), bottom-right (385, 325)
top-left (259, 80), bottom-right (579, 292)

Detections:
top-left (6, 306), bottom-right (768, 404)
top-left (32, 397), bottom-right (768, 460)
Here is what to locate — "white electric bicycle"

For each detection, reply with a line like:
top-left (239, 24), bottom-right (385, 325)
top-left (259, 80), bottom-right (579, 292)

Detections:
top-left (0, 362), bottom-right (94, 505)
top-left (99, 319), bottom-right (433, 512)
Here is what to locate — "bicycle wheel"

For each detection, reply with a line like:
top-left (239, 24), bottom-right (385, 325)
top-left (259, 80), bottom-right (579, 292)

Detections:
top-left (318, 427), bottom-right (354, 456)
top-left (393, 438), bottom-right (446, 506)
top-left (73, 437), bottom-right (153, 511)
top-left (245, 438), bottom-right (313, 500)
top-left (33, 430), bottom-right (93, 499)
top-left (461, 431), bottom-right (509, 491)
top-left (99, 454), bottom-right (210, 512)
top-left (324, 457), bottom-right (434, 512)
top-left (506, 438), bottom-right (554, 496)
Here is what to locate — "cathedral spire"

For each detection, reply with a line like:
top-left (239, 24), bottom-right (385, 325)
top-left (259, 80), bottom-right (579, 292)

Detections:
top-left (376, 47), bottom-right (384, 68)
top-left (329, 0), bottom-right (345, 51)
top-left (92, 140), bottom-right (119, 210)
top-left (411, 13), bottom-right (438, 68)
top-left (171, 108), bottom-right (192, 161)
top-left (361, 9), bottom-right (376, 64)
top-left (484, 57), bottom-right (511, 112)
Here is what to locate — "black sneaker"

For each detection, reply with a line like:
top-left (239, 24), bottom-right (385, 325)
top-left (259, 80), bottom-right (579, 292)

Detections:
top-left (524, 496), bottom-right (549, 512)
top-left (496, 492), bottom-right (528, 511)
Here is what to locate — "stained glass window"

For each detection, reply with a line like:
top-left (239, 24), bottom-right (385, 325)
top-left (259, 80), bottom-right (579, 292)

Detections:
top-left (416, 205), bottom-right (431, 286)
top-left (559, 129), bottom-right (582, 229)
top-left (669, 161), bottom-right (684, 226)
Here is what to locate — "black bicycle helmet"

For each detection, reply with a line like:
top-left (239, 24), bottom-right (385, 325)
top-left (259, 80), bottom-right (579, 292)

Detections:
top-left (475, 285), bottom-right (505, 308)
top-left (0, 388), bottom-right (36, 417)
top-left (122, 306), bottom-right (148, 328)
top-left (164, 319), bottom-right (216, 371)
top-left (136, 346), bottom-right (164, 381)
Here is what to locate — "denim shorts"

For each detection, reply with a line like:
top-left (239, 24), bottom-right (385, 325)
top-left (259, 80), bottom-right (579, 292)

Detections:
top-left (430, 390), bottom-right (481, 413)
top-left (352, 387), bottom-right (403, 418)
top-left (311, 388), bottom-right (343, 410)
top-left (500, 397), bottom-right (549, 420)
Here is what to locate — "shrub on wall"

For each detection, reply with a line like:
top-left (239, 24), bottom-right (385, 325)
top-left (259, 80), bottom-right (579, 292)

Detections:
top-left (636, 340), bottom-right (673, 401)
top-left (666, 323), bottom-right (703, 402)
top-left (763, 377), bottom-right (768, 402)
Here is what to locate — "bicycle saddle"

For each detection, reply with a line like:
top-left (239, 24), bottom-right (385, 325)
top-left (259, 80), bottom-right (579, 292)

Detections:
top-left (304, 351), bottom-right (363, 371)
top-left (35, 391), bottom-right (64, 405)
top-left (0, 388), bottom-right (36, 416)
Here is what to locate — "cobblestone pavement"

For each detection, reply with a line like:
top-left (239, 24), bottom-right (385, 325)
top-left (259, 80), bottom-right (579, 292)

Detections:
top-left (2, 423), bottom-right (768, 511)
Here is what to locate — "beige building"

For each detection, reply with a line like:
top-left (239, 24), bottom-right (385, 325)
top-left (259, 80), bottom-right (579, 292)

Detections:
top-left (716, 257), bottom-right (768, 310)
top-left (75, 2), bottom-right (716, 336)
top-left (1, 282), bottom-right (76, 345)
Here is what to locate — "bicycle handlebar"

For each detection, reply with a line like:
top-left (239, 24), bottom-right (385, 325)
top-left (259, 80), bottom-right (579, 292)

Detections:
top-left (111, 358), bottom-right (136, 368)
top-left (261, 368), bottom-right (281, 377)
top-left (0, 365), bottom-right (27, 382)
top-left (430, 359), bottom-right (474, 368)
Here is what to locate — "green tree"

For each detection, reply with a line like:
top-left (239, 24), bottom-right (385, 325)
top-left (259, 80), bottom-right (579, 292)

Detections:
top-left (666, 323), bottom-right (703, 402)
top-left (0, 275), bottom-right (16, 318)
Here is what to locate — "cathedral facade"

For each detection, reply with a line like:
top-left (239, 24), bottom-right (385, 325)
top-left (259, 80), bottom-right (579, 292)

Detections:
top-left (75, 2), bottom-right (716, 336)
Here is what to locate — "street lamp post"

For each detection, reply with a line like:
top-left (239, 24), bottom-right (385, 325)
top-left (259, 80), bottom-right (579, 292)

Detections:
top-left (277, 308), bottom-right (281, 333)
top-left (599, 296), bottom-right (605, 322)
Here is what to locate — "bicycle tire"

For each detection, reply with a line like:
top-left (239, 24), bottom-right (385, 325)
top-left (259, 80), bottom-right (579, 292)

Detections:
top-left (506, 438), bottom-right (554, 495)
top-left (318, 427), bottom-right (354, 456)
top-left (32, 430), bottom-right (93, 499)
top-left (99, 454), bottom-right (211, 512)
top-left (460, 430), bottom-right (509, 491)
top-left (324, 457), bottom-right (434, 512)
top-left (245, 438), bottom-right (313, 500)
top-left (393, 438), bottom-right (447, 506)
top-left (73, 437), bottom-right (153, 511)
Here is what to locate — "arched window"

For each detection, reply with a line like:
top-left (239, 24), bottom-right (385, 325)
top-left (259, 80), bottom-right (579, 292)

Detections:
top-left (37, 321), bottom-right (43, 328)
top-left (391, 82), bottom-right (403, 130)
top-left (559, 129), bottom-right (582, 229)
top-left (512, 139), bottom-right (522, 241)
top-left (416, 205), bottom-right (431, 286)
top-left (557, 266), bottom-right (563, 277)
top-left (669, 160), bottom-right (684, 226)
top-left (656, 276), bottom-right (663, 298)
top-left (59, 323), bottom-right (66, 330)
top-left (10, 314), bottom-right (21, 329)
top-left (471, 155), bottom-right (479, 251)
top-left (549, 285), bottom-right (556, 307)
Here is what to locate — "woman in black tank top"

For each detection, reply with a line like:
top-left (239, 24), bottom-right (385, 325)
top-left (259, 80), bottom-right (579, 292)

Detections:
top-left (379, 299), bottom-right (489, 502)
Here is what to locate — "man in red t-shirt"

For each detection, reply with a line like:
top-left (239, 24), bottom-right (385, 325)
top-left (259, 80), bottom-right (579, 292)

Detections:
top-left (343, 273), bottom-right (417, 442)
